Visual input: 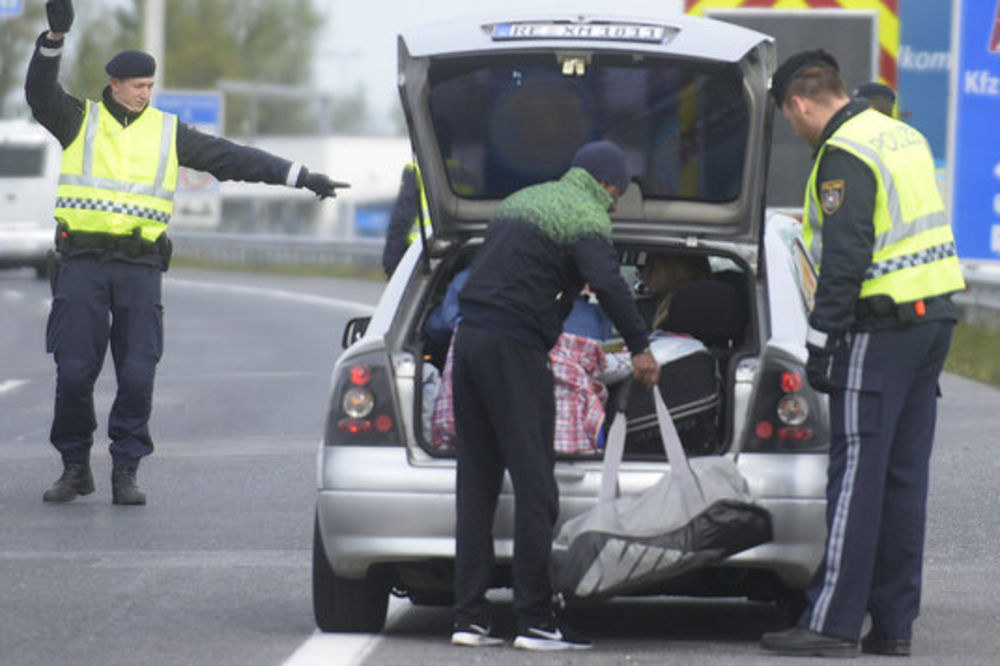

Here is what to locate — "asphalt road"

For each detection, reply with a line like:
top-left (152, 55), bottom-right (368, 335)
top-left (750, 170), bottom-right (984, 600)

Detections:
top-left (2, 267), bottom-right (999, 666)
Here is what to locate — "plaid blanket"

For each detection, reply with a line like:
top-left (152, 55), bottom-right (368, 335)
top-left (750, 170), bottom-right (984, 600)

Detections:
top-left (431, 331), bottom-right (608, 455)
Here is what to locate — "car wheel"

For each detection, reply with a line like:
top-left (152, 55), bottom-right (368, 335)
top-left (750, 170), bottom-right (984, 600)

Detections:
top-left (312, 516), bottom-right (389, 632)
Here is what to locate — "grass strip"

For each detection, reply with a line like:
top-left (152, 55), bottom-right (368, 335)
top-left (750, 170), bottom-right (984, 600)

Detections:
top-left (945, 322), bottom-right (1000, 388)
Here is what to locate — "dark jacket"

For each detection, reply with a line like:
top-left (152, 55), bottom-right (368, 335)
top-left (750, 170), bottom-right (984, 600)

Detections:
top-left (26, 32), bottom-right (303, 184)
top-left (459, 167), bottom-right (648, 354)
top-left (25, 31), bottom-right (308, 266)
top-left (382, 164), bottom-right (419, 278)
top-left (809, 99), bottom-right (956, 336)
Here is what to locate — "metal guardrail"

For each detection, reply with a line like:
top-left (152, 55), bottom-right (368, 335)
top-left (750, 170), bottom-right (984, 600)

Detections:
top-left (170, 231), bottom-right (383, 268)
top-left (171, 231), bottom-right (1000, 324)
top-left (956, 262), bottom-right (1000, 325)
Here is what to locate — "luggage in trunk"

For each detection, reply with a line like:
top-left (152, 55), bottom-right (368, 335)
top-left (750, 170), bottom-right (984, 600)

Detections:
top-left (606, 334), bottom-right (722, 457)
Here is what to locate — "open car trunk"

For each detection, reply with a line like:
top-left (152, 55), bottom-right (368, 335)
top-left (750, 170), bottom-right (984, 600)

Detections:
top-left (397, 9), bottom-right (775, 258)
top-left (409, 241), bottom-right (756, 461)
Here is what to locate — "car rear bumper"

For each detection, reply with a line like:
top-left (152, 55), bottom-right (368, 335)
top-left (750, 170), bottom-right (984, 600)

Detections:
top-left (317, 446), bottom-right (827, 588)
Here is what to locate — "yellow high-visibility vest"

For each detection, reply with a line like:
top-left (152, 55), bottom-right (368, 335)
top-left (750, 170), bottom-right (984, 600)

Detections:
top-left (56, 100), bottom-right (179, 242)
top-left (404, 158), bottom-right (478, 244)
top-left (405, 162), bottom-right (431, 245)
top-left (803, 109), bottom-right (965, 304)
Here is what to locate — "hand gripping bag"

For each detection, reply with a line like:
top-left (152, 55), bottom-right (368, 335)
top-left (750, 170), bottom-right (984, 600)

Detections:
top-left (551, 383), bottom-right (773, 599)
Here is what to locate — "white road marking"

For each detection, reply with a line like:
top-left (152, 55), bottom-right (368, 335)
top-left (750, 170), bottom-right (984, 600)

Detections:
top-left (165, 277), bottom-right (375, 314)
top-left (282, 597), bottom-right (408, 666)
top-left (0, 379), bottom-right (29, 395)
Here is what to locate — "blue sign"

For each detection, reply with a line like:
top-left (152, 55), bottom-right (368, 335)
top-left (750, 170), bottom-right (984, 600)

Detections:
top-left (898, 0), bottom-right (952, 163)
top-left (949, 0), bottom-right (1000, 259)
top-left (0, 0), bottom-right (24, 17)
top-left (153, 90), bottom-right (223, 132)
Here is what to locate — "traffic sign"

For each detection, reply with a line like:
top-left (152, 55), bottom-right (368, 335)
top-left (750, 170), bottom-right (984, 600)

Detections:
top-left (948, 0), bottom-right (1000, 259)
top-left (0, 0), bottom-right (24, 18)
top-left (154, 90), bottom-right (223, 132)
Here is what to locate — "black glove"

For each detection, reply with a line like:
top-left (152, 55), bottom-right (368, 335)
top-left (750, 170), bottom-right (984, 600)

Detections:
top-left (46, 0), bottom-right (74, 33)
top-left (805, 342), bottom-right (837, 394)
top-left (302, 171), bottom-right (350, 200)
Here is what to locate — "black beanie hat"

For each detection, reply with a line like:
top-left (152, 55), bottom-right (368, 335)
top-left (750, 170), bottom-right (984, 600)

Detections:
top-left (105, 50), bottom-right (156, 79)
top-left (770, 49), bottom-right (839, 105)
top-left (570, 140), bottom-right (631, 190)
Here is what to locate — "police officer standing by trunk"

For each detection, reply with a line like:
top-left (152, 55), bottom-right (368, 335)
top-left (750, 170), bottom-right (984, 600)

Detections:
top-left (27, 0), bottom-right (348, 506)
top-left (761, 51), bottom-right (966, 657)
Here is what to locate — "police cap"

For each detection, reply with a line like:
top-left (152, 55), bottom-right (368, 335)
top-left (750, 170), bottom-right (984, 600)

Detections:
top-left (854, 81), bottom-right (896, 104)
top-left (770, 49), bottom-right (839, 106)
top-left (105, 50), bottom-right (156, 79)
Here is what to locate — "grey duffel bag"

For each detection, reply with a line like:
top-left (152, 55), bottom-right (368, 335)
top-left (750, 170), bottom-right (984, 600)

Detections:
top-left (551, 384), bottom-right (773, 600)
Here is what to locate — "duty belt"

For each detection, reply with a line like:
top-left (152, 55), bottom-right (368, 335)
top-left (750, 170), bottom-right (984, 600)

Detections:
top-left (855, 294), bottom-right (948, 324)
top-left (56, 225), bottom-right (165, 259)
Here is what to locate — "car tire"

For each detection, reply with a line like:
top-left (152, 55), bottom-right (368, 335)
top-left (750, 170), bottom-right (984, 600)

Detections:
top-left (312, 516), bottom-right (389, 632)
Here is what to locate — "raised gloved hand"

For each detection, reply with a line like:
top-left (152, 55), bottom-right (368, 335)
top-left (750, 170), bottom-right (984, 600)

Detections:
top-left (302, 171), bottom-right (350, 200)
top-left (46, 0), bottom-right (74, 34)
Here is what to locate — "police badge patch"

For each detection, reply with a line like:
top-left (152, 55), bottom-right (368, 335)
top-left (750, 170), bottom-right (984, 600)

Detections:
top-left (820, 179), bottom-right (845, 215)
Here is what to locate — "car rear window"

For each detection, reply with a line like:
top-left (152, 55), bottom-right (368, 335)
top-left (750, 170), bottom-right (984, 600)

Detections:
top-left (427, 54), bottom-right (748, 203)
top-left (0, 145), bottom-right (46, 177)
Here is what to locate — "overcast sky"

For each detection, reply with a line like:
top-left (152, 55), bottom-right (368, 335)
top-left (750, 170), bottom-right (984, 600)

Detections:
top-left (317, 0), bottom-right (683, 133)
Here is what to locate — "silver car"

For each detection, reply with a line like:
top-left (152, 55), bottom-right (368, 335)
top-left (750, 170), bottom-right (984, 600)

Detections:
top-left (313, 6), bottom-right (830, 633)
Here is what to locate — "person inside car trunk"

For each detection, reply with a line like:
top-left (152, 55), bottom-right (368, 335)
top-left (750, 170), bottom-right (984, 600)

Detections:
top-left (448, 140), bottom-right (659, 651)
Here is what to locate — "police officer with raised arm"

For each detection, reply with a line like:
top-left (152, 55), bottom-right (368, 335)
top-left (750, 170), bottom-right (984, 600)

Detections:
top-left (760, 50), bottom-right (966, 658)
top-left (27, 0), bottom-right (348, 505)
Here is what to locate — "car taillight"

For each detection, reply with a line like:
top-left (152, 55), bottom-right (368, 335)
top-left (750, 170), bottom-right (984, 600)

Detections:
top-left (324, 351), bottom-right (402, 446)
top-left (743, 357), bottom-right (829, 453)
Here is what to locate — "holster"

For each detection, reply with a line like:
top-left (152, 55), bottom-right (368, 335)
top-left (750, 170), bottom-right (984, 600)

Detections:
top-left (46, 248), bottom-right (62, 297)
top-left (156, 233), bottom-right (173, 272)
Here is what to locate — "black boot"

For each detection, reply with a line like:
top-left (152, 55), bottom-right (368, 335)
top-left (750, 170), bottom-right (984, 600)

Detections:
top-left (43, 462), bottom-right (96, 503)
top-left (111, 465), bottom-right (146, 505)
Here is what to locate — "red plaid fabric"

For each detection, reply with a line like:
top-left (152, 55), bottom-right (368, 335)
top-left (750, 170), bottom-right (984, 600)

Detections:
top-left (430, 331), bottom-right (608, 455)
top-left (550, 333), bottom-right (608, 454)
top-left (430, 335), bottom-right (458, 451)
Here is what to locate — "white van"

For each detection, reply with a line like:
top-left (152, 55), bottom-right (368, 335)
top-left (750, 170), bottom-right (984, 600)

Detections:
top-left (0, 120), bottom-right (60, 278)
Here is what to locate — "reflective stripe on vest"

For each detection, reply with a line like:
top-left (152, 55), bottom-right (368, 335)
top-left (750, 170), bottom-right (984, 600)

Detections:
top-left (803, 109), bottom-right (965, 304)
top-left (56, 100), bottom-right (178, 242)
top-left (406, 162), bottom-right (432, 244)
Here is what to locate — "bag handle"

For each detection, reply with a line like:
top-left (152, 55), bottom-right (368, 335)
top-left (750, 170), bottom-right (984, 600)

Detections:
top-left (652, 384), bottom-right (707, 513)
top-left (597, 380), bottom-right (707, 516)
top-left (596, 379), bottom-right (631, 527)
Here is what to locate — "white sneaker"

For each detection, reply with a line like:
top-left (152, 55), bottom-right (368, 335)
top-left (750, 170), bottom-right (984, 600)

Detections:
top-left (513, 624), bottom-right (593, 651)
top-left (451, 622), bottom-right (503, 647)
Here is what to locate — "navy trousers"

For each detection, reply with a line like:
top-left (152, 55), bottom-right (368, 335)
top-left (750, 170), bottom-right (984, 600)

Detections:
top-left (451, 323), bottom-right (558, 633)
top-left (800, 320), bottom-right (954, 641)
top-left (46, 256), bottom-right (164, 466)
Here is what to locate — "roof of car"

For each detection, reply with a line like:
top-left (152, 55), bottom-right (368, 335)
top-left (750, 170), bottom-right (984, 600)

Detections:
top-left (399, 6), bottom-right (773, 65)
